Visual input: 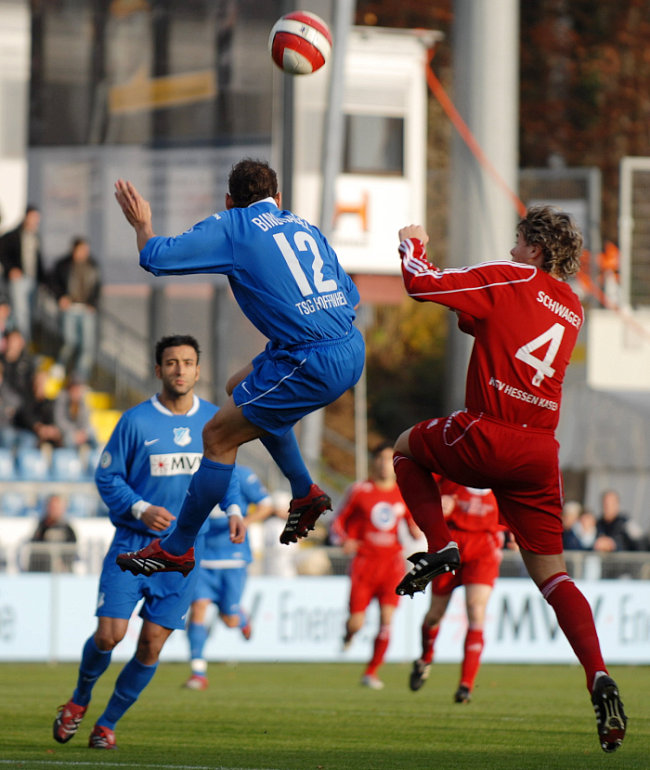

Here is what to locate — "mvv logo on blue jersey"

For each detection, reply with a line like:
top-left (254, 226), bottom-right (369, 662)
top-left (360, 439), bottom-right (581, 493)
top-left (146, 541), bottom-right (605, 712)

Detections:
top-left (173, 427), bottom-right (191, 446)
top-left (149, 453), bottom-right (202, 476)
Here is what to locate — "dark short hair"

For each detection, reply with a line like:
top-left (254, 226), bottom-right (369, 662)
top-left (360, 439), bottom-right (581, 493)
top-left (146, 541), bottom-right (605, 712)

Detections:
top-left (155, 335), bottom-right (200, 365)
top-left (71, 236), bottom-right (89, 250)
top-left (371, 441), bottom-right (394, 458)
top-left (228, 159), bottom-right (278, 208)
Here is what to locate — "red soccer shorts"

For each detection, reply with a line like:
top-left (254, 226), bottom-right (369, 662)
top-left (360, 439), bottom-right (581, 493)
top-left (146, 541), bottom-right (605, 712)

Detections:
top-left (431, 529), bottom-right (502, 595)
top-left (408, 410), bottom-right (564, 555)
top-left (348, 551), bottom-right (404, 612)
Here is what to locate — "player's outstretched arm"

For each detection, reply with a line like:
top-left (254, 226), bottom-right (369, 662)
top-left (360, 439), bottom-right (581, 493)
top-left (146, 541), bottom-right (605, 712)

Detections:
top-left (114, 179), bottom-right (156, 251)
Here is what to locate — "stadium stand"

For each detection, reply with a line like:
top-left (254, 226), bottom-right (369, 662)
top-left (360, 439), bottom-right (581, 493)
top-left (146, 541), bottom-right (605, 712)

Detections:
top-left (0, 447), bottom-right (14, 480)
top-left (16, 447), bottom-right (50, 481)
top-left (50, 447), bottom-right (85, 482)
top-left (0, 491), bottom-right (28, 517)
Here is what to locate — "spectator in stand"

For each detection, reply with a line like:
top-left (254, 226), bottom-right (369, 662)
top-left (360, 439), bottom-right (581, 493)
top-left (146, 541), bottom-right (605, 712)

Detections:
top-left (562, 501), bottom-right (584, 551)
top-left (13, 369), bottom-right (63, 449)
top-left (0, 205), bottom-right (44, 342)
top-left (50, 237), bottom-right (102, 381)
top-left (28, 493), bottom-right (77, 572)
top-left (0, 359), bottom-right (23, 448)
top-left (54, 374), bottom-right (97, 452)
top-left (594, 489), bottom-right (646, 552)
top-left (565, 507), bottom-right (598, 551)
top-left (1, 328), bottom-right (36, 397)
top-left (331, 442), bottom-right (420, 690)
top-left (0, 287), bottom-right (14, 356)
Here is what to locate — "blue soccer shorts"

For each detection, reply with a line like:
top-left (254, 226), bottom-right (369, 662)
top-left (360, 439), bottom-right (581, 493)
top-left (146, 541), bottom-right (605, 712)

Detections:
top-left (232, 327), bottom-right (365, 435)
top-left (96, 531), bottom-right (199, 630)
top-left (192, 565), bottom-right (247, 617)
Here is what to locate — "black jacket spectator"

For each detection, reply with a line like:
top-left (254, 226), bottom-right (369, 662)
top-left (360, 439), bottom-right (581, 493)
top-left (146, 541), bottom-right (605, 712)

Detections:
top-left (0, 212), bottom-right (44, 283)
top-left (595, 489), bottom-right (646, 552)
top-left (13, 370), bottom-right (63, 448)
top-left (49, 240), bottom-right (102, 309)
top-left (1, 329), bottom-right (36, 395)
top-left (28, 494), bottom-right (77, 572)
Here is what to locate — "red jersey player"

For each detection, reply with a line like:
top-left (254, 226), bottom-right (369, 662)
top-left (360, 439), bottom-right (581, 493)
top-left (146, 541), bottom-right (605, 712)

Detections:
top-left (331, 442), bottom-right (420, 689)
top-left (393, 207), bottom-right (626, 753)
top-left (409, 479), bottom-right (503, 703)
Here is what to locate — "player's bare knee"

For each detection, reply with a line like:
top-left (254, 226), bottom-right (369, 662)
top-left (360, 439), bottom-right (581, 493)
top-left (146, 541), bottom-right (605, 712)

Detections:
top-left (201, 420), bottom-right (224, 455)
top-left (424, 612), bottom-right (443, 627)
top-left (94, 630), bottom-right (122, 651)
top-left (466, 605), bottom-right (486, 627)
top-left (393, 429), bottom-right (412, 457)
top-left (136, 635), bottom-right (164, 664)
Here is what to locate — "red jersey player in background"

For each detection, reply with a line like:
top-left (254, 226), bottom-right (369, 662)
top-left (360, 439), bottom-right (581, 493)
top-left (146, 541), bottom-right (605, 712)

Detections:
top-left (331, 442), bottom-right (421, 690)
top-left (409, 479), bottom-right (504, 703)
top-left (392, 207), bottom-right (626, 753)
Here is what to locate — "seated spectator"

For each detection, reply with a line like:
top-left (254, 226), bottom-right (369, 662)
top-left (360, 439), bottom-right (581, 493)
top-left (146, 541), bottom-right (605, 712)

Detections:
top-left (594, 489), bottom-right (646, 552)
top-left (49, 236), bottom-right (102, 381)
top-left (13, 369), bottom-right (63, 449)
top-left (0, 359), bottom-right (23, 448)
top-left (0, 204), bottom-right (44, 343)
top-left (571, 509), bottom-right (598, 550)
top-left (54, 374), bottom-right (97, 451)
top-left (562, 500), bottom-right (583, 550)
top-left (28, 493), bottom-right (77, 572)
top-left (1, 328), bottom-right (35, 396)
top-left (0, 287), bottom-right (14, 356)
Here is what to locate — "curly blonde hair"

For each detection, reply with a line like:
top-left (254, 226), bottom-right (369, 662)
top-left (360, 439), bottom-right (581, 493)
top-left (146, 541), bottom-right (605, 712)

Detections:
top-left (517, 205), bottom-right (583, 280)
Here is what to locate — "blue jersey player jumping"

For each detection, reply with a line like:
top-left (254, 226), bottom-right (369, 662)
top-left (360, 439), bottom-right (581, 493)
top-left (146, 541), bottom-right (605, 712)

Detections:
top-left (185, 464), bottom-right (272, 690)
top-left (53, 335), bottom-right (242, 750)
top-left (114, 158), bottom-right (365, 577)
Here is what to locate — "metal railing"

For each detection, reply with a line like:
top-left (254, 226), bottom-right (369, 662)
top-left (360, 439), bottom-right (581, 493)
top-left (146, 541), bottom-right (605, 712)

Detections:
top-left (321, 547), bottom-right (650, 581)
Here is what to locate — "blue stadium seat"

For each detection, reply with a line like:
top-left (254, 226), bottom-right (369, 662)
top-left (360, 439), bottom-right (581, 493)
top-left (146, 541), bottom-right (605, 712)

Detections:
top-left (85, 445), bottom-right (103, 479)
top-left (16, 447), bottom-right (50, 481)
top-left (67, 492), bottom-right (99, 518)
top-left (0, 448), bottom-right (15, 480)
top-left (0, 491), bottom-right (28, 516)
top-left (50, 448), bottom-right (85, 482)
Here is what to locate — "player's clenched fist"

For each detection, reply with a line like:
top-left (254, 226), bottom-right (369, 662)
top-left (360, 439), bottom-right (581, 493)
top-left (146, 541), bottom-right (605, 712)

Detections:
top-left (398, 224), bottom-right (429, 246)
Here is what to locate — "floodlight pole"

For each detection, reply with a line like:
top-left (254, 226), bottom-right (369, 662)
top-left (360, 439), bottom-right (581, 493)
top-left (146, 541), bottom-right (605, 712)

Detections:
top-left (446, 0), bottom-right (519, 412)
top-left (300, 0), bottom-right (359, 483)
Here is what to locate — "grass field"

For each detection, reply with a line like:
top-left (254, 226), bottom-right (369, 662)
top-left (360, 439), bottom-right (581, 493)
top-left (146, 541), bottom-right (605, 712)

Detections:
top-left (1, 662), bottom-right (647, 770)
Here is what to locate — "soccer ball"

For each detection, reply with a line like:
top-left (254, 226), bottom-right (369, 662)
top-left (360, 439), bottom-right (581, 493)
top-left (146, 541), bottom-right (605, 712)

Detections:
top-left (268, 11), bottom-right (332, 76)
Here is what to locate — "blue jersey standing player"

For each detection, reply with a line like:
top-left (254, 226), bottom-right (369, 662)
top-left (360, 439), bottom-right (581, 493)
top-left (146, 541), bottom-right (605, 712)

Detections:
top-left (113, 159), bottom-right (365, 576)
top-left (53, 335), bottom-right (243, 749)
top-left (185, 464), bottom-right (272, 690)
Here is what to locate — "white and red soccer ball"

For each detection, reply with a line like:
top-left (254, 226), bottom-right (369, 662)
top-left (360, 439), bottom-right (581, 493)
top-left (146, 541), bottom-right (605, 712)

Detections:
top-left (268, 11), bottom-right (332, 76)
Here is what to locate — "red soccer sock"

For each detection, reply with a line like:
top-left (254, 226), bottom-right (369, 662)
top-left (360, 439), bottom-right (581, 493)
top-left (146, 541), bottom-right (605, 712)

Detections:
top-left (540, 572), bottom-right (608, 691)
top-left (459, 627), bottom-right (484, 690)
top-left (365, 625), bottom-right (391, 677)
top-left (393, 453), bottom-right (453, 551)
top-left (421, 623), bottom-right (440, 664)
